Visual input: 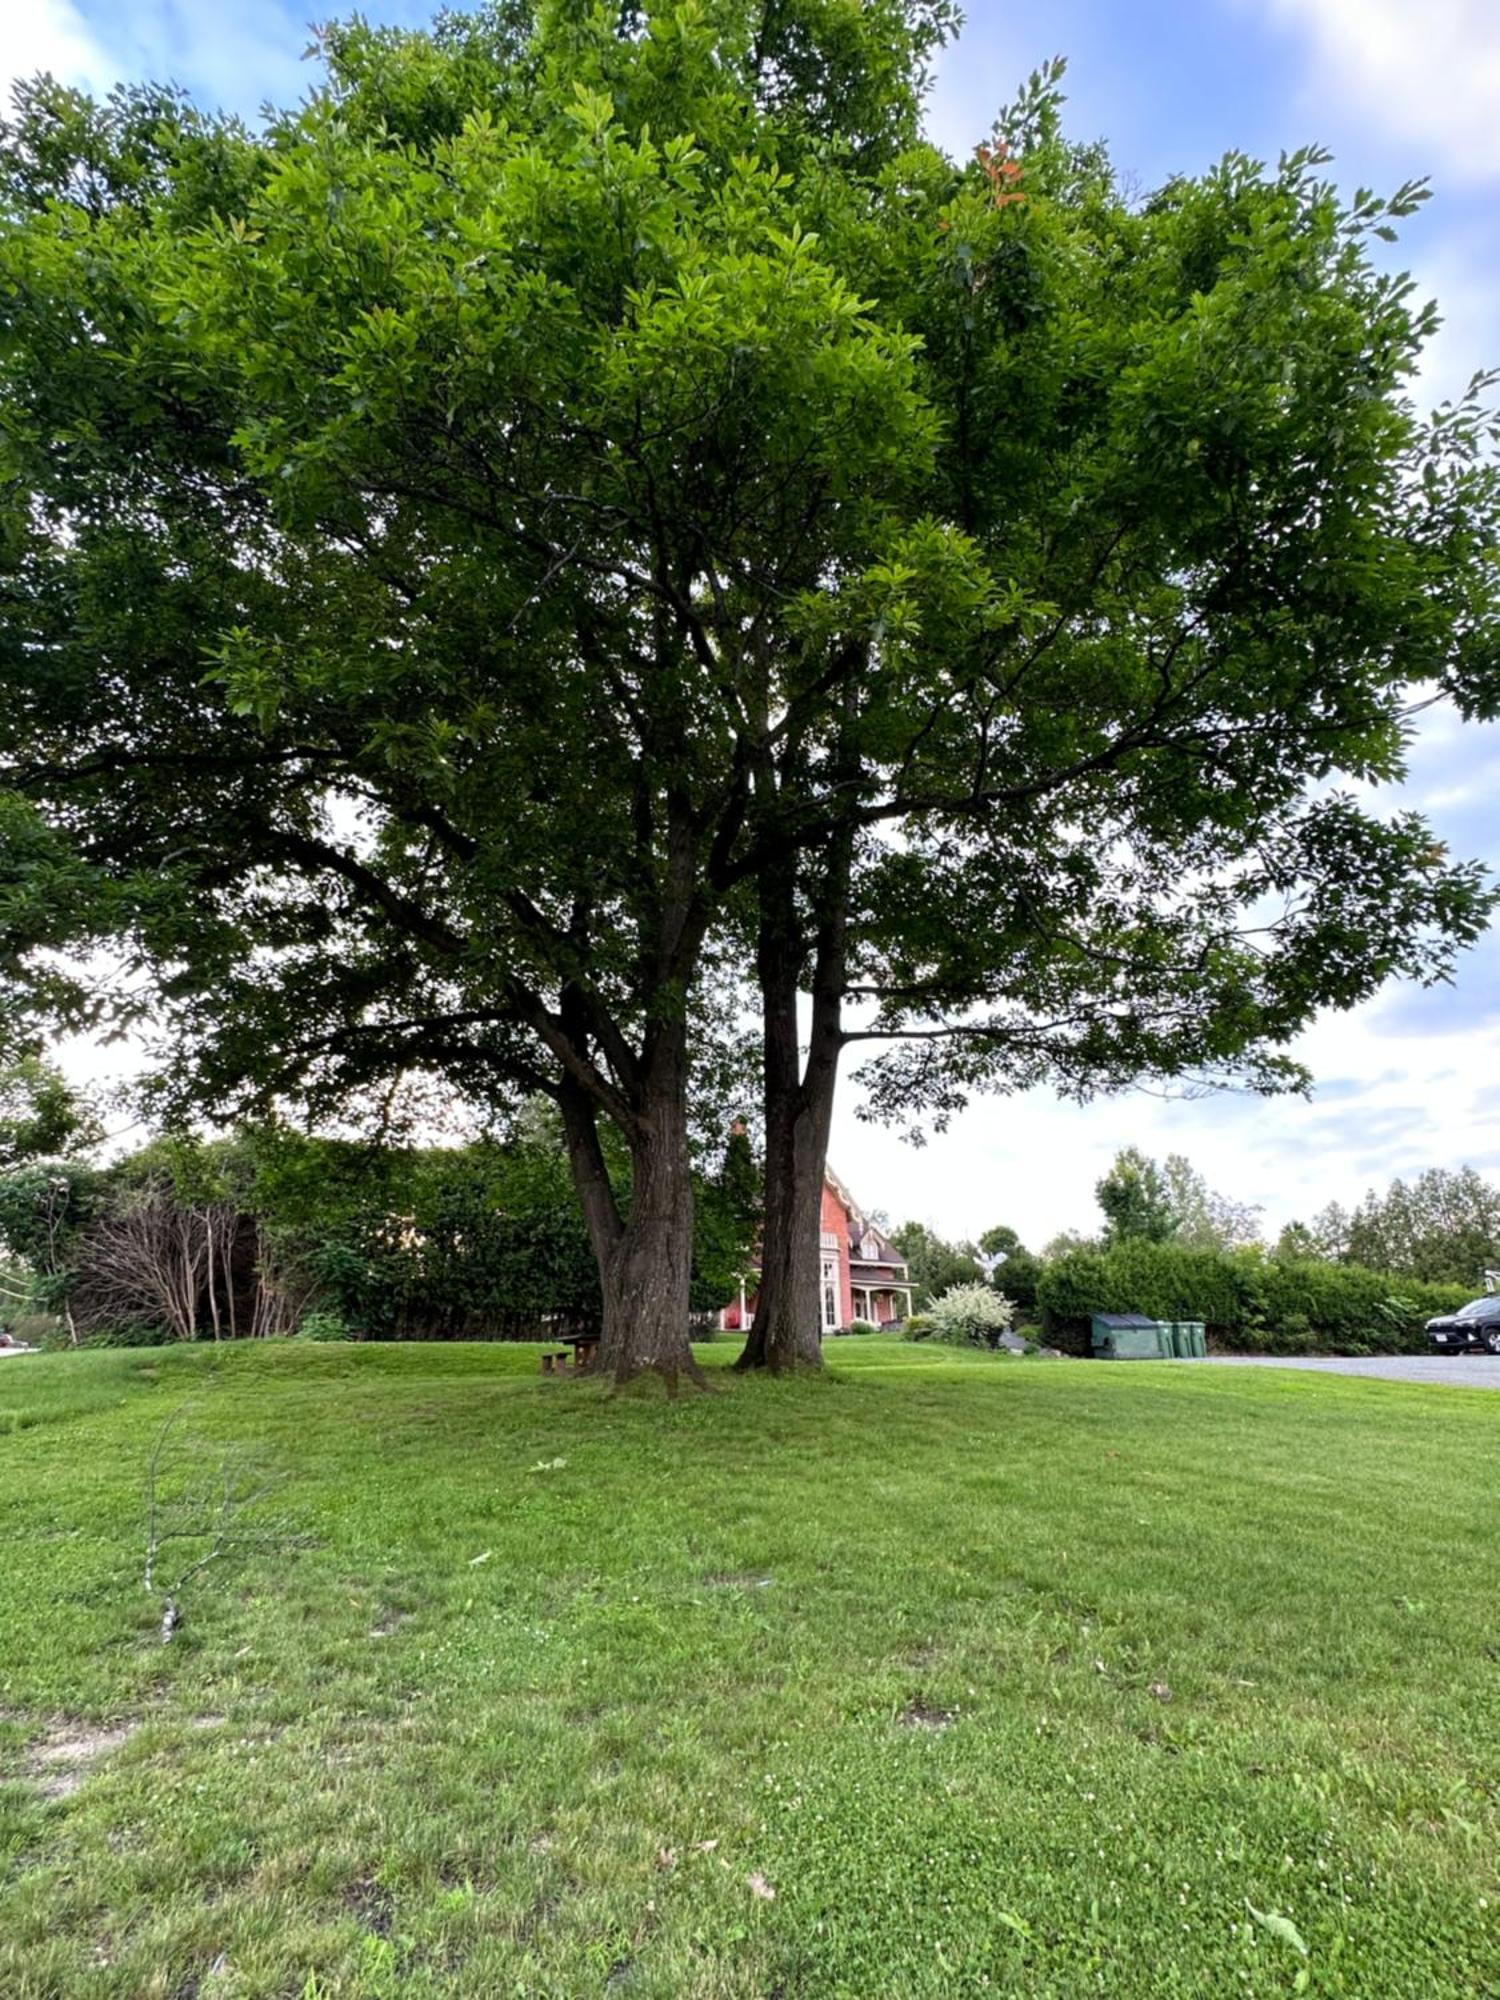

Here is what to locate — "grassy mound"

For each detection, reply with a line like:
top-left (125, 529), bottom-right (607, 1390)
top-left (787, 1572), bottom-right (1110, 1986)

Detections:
top-left (1, 1340), bottom-right (1495, 1996)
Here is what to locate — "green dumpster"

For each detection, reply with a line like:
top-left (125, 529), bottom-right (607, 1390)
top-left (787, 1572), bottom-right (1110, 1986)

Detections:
top-left (1090, 1312), bottom-right (1170, 1359)
top-left (1182, 1320), bottom-right (1206, 1357)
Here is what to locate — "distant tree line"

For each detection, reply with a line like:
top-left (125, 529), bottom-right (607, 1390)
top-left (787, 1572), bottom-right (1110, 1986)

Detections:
top-left (1277, 1168), bottom-right (1500, 1287)
top-left (5, 1045), bottom-right (1495, 1358)
top-left (885, 1146), bottom-right (1500, 1347)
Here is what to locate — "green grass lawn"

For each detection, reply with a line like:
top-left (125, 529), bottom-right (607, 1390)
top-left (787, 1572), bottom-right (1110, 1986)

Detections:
top-left (1, 1340), bottom-right (1496, 1999)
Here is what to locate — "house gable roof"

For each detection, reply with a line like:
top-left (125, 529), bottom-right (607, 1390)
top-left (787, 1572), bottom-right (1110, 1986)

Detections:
top-left (826, 1165), bottom-right (908, 1280)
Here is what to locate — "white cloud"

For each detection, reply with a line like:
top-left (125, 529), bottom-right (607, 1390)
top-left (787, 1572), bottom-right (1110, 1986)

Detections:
top-left (833, 998), bottom-right (1500, 1252)
top-left (0, 0), bottom-right (111, 99)
top-left (2, 3), bottom-right (316, 124)
top-left (1267, 0), bottom-right (1500, 184)
top-left (1405, 238), bottom-right (1500, 411)
top-left (102, 2), bottom-right (311, 118)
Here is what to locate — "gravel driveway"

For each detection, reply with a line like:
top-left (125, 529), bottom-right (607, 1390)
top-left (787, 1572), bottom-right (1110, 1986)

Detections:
top-left (1200, 1353), bottom-right (1500, 1390)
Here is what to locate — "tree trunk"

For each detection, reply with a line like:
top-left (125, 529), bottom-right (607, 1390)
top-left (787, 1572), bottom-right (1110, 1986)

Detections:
top-left (736, 1064), bottom-right (832, 1371)
top-left (559, 1067), bottom-right (706, 1393)
top-left (600, 1113), bottom-right (703, 1391)
top-left (736, 839), bottom-right (848, 1371)
top-left (737, 741), bottom-right (859, 1373)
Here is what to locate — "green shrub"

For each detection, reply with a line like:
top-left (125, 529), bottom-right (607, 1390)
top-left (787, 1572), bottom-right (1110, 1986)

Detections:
top-left (927, 1283), bottom-right (1015, 1349)
top-left (296, 1309), bottom-right (352, 1343)
top-left (900, 1313), bottom-right (934, 1342)
top-left (1037, 1242), bottom-right (1472, 1355)
top-left (845, 1318), bottom-right (879, 1337)
top-left (80, 1322), bottom-right (175, 1349)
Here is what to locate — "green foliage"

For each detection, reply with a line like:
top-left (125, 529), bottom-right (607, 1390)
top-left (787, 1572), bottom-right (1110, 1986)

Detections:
top-left (717, 1124), bottom-right (762, 1235)
top-left (0, 1160), bottom-right (106, 1329)
top-left (246, 1128), bottom-right (604, 1338)
top-left (295, 1309), bottom-right (351, 1344)
top-left (0, 1057), bottom-right (98, 1170)
top-left (689, 1129), bottom-right (764, 1312)
top-left (844, 1318), bottom-right (879, 1337)
top-left (1279, 1200), bottom-right (1353, 1263)
top-left (978, 1223), bottom-right (1041, 1312)
top-left (1037, 1240), bottom-right (1471, 1356)
top-left (73, 1319), bottom-right (175, 1350)
top-left (1342, 1166), bottom-right (1500, 1285)
top-left (1096, 1148), bottom-right (1178, 1246)
top-left (899, 1312), bottom-right (934, 1342)
top-left (889, 1220), bottom-right (978, 1305)
top-left (926, 1281), bottom-right (1015, 1348)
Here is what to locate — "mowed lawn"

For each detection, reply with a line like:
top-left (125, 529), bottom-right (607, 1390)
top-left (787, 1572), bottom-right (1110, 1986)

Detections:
top-left (1, 1343), bottom-right (1496, 1999)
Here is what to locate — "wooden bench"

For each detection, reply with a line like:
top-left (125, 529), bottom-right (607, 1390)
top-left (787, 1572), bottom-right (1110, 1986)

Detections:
top-left (540, 1350), bottom-right (570, 1375)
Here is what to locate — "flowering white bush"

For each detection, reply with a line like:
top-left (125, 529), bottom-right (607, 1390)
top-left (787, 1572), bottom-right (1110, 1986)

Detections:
top-left (927, 1283), bottom-right (1015, 1349)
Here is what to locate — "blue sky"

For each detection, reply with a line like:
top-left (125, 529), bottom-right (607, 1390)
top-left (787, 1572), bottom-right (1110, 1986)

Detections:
top-left (7, 0), bottom-right (1500, 1247)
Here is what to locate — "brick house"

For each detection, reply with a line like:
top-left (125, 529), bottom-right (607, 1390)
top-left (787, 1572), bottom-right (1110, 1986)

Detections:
top-left (719, 1166), bottom-right (914, 1335)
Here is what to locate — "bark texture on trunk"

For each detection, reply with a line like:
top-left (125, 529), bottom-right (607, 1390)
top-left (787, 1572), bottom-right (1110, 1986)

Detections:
top-left (736, 824), bottom-right (850, 1372)
top-left (598, 1150), bottom-right (702, 1390)
top-left (559, 1068), bottom-right (705, 1393)
top-left (735, 1071), bottom-right (830, 1371)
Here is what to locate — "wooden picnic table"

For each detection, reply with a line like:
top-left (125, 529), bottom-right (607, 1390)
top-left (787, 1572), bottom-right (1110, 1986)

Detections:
top-left (541, 1332), bottom-right (602, 1376)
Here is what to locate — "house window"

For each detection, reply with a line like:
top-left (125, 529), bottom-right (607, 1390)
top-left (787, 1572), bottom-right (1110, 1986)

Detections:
top-left (821, 1256), bottom-right (839, 1332)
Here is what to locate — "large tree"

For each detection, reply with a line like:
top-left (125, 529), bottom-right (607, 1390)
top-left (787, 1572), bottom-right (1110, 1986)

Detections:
top-left (0, 4), bottom-right (950, 1383)
top-left (2, 10), bottom-right (1497, 1383)
top-left (733, 80), bottom-right (1500, 1366)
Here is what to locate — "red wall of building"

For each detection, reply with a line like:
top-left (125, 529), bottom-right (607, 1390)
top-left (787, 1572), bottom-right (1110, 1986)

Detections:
top-left (820, 1180), bottom-right (854, 1327)
top-left (721, 1175), bottom-right (865, 1333)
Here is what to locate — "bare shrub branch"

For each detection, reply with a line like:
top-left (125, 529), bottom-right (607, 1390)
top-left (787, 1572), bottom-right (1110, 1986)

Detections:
top-left (142, 1406), bottom-right (312, 1642)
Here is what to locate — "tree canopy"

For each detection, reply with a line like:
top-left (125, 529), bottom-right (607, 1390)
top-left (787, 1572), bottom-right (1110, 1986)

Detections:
top-left (889, 1218), bottom-right (979, 1306)
top-left (0, 1054), bottom-right (98, 1170)
top-left (2, 2), bottom-right (1497, 1376)
top-left (1096, 1146), bottom-right (1178, 1245)
top-left (1290, 1166), bottom-right (1500, 1287)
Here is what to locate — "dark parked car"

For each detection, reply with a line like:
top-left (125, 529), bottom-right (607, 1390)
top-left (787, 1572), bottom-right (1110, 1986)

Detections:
top-left (1425, 1294), bottom-right (1500, 1355)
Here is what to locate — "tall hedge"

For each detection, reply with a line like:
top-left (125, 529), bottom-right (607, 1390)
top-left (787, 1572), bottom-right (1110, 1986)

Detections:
top-left (1037, 1242), bottom-right (1472, 1356)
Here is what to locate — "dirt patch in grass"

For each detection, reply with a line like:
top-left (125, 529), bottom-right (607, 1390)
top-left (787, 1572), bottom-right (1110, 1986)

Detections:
top-left (26, 1720), bottom-right (140, 1800)
top-left (895, 1703), bottom-right (954, 1732)
top-left (341, 1877), bottom-right (395, 1936)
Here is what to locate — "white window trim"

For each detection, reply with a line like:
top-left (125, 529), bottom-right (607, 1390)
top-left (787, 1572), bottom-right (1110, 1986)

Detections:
top-left (821, 1254), bottom-right (840, 1332)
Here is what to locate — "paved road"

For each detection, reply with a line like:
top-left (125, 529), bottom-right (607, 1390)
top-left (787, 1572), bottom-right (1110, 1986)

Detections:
top-left (1201, 1353), bottom-right (1500, 1390)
